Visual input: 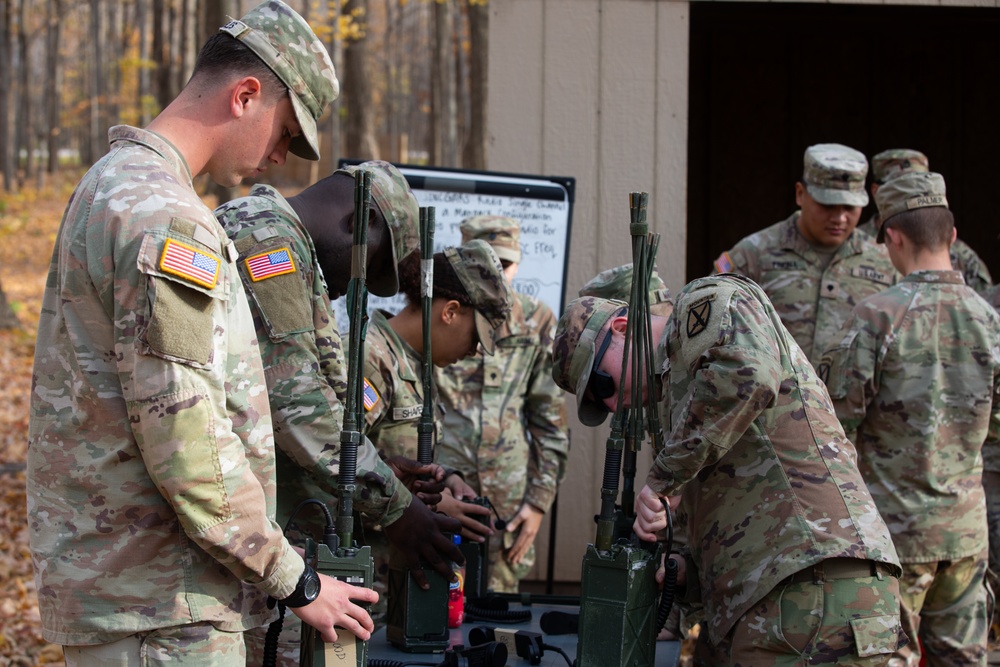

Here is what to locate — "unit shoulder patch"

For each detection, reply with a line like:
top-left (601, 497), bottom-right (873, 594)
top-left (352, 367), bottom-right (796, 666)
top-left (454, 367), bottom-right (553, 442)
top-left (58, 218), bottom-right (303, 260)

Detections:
top-left (159, 238), bottom-right (221, 289)
top-left (686, 295), bottom-right (714, 338)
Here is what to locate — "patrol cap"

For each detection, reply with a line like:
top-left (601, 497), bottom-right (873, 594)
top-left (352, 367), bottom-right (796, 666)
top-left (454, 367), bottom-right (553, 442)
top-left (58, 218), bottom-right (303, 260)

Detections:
top-left (460, 215), bottom-right (522, 264)
top-left (802, 143), bottom-right (869, 207)
top-left (335, 161), bottom-right (419, 297)
top-left (552, 296), bottom-right (629, 426)
top-left (219, 0), bottom-right (338, 161)
top-left (579, 263), bottom-right (671, 310)
top-left (872, 148), bottom-right (929, 184)
top-left (445, 240), bottom-right (513, 356)
top-left (875, 171), bottom-right (948, 243)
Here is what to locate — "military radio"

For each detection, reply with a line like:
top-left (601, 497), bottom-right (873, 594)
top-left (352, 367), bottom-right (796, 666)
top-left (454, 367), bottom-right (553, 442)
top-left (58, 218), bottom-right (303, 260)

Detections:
top-left (576, 193), bottom-right (665, 667)
top-left (385, 206), bottom-right (451, 653)
top-left (299, 169), bottom-right (376, 667)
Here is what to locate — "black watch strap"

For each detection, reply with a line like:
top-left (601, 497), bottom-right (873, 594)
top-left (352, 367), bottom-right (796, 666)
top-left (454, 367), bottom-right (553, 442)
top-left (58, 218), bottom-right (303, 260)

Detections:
top-left (280, 564), bottom-right (321, 608)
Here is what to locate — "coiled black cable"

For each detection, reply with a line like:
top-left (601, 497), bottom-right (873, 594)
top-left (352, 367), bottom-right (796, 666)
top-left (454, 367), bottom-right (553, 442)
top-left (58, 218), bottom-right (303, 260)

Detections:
top-left (654, 497), bottom-right (678, 635)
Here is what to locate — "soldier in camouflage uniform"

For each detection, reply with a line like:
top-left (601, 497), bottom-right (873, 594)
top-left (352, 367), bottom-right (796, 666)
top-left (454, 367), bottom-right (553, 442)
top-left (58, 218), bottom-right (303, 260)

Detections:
top-left (215, 161), bottom-right (463, 661)
top-left (857, 149), bottom-right (993, 295)
top-left (819, 172), bottom-right (1000, 666)
top-left (359, 240), bottom-right (513, 621)
top-left (713, 143), bottom-right (896, 366)
top-left (578, 262), bottom-right (691, 643)
top-left (434, 216), bottom-right (570, 593)
top-left (26, 3), bottom-right (378, 665)
top-left (552, 281), bottom-right (904, 666)
top-left (578, 262), bottom-right (674, 318)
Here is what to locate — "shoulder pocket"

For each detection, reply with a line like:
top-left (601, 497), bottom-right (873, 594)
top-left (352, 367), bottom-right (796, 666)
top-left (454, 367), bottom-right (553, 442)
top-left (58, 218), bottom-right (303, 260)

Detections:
top-left (236, 237), bottom-right (313, 340)
top-left (137, 226), bottom-right (230, 366)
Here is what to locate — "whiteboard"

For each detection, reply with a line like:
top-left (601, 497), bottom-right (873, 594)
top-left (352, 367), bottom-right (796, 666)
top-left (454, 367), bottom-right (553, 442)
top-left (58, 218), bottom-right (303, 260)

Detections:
top-left (332, 163), bottom-right (575, 333)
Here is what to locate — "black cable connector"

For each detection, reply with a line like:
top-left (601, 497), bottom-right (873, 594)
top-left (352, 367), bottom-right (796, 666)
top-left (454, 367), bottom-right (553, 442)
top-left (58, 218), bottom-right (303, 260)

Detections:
top-left (468, 626), bottom-right (545, 665)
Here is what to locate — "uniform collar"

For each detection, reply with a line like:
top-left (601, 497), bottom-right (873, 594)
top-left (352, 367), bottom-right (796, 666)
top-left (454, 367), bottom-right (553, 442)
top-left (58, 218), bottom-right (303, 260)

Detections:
top-left (371, 309), bottom-right (421, 383)
top-left (901, 269), bottom-right (965, 285)
top-left (108, 125), bottom-right (193, 184)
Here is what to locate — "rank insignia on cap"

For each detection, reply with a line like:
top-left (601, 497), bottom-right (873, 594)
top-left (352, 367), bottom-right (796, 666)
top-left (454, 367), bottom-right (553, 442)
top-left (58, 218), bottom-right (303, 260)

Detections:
top-left (714, 251), bottom-right (733, 274)
top-left (160, 239), bottom-right (221, 289)
top-left (363, 378), bottom-right (380, 411)
top-left (246, 247), bottom-right (296, 281)
top-left (686, 297), bottom-right (712, 338)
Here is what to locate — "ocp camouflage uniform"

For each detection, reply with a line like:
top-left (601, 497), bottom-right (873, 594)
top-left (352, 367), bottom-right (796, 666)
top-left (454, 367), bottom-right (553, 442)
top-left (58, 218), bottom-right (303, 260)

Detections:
top-left (215, 184), bottom-right (413, 662)
top-left (578, 262), bottom-right (674, 318)
top-left (434, 292), bottom-right (569, 592)
top-left (857, 218), bottom-right (993, 296)
top-left (650, 276), bottom-right (904, 664)
top-left (820, 269), bottom-right (1000, 666)
top-left (713, 212), bottom-right (896, 366)
top-left (983, 284), bottom-right (1000, 648)
top-left (27, 126), bottom-right (303, 646)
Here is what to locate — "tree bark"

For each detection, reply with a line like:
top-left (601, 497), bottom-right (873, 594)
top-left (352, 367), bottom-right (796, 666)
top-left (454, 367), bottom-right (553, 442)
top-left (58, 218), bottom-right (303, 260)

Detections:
top-left (45, 0), bottom-right (62, 174)
top-left (0, 277), bottom-right (19, 329)
top-left (432, 0), bottom-right (456, 167)
top-left (0, 0), bottom-right (15, 192)
top-left (342, 0), bottom-right (378, 161)
top-left (88, 0), bottom-right (103, 165)
top-left (16, 0), bottom-right (31, 184)
top-left (153, 0), bottom-right (170, 112)
top-left (464, 0), bottom-right (487, 170)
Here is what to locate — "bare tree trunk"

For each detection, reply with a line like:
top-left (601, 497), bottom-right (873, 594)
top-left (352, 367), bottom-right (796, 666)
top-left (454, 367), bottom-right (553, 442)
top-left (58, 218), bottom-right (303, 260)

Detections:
top-left (89, 0), bottom-right (103, 163)
top-left (153, 0), bottom-right (170, 111)
top-left (464, 0), bottom-right (487, 170)
top-left (137, 0), bottom-right (152, 126)
top-left (0, 277), bottom-right (19, 329)
top-left (15, 0), bottom-right (31, 185)
top-left (1, 0), bottom-right (16, 192)
top-left (45, 0), bottom-right (62, 174)
top-left (342, 0), bottom-right (378, 160)
top-left (432, 0), bottom-right (456, 166)
top-left (327, 1), bottom-right (341, 165)
top-left (178, 0), bottom-right (196, 91)
top-left (107, 0), bottom-right (120, 127)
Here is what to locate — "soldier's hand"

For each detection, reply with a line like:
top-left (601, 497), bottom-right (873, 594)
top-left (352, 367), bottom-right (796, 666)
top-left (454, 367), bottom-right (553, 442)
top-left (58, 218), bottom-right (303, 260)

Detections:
top-left (436, 489), bottom-right (495, 543)
top-left (292, 572), bottom-right (378, 644)
top-left (634, 484), bottom-right (667, 541)
top-left (384, 456), bottom-right (446, 503)
top-left (505, 503), bottom-right (544, 565)
top-left (443, 473), bottom-right (478, 500)
top-left (657, 552), bottom-right (686, 588)
top-left (382, 496), bottom-right (464, 590)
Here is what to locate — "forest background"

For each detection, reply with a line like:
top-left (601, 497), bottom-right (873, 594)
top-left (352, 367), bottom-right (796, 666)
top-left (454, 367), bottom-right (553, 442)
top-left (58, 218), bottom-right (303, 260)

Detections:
top-left (0, 0), bottom-right (490, 663)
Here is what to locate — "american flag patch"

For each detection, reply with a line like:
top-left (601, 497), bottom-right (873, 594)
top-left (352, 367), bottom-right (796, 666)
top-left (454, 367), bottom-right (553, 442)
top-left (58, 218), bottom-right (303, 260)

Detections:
top-left (159, 239), bottom-right (220, 289)
top-left (363, 378), bottom-right (380, 411)
top-left (714, 251), bottom-right (734, 274)
top-left (246, 247), bottom-right (296, 282)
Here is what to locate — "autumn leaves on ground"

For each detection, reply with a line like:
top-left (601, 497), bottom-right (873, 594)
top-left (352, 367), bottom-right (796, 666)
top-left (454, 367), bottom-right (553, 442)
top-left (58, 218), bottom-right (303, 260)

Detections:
top-left (0, 177), bottom-right (74, 665)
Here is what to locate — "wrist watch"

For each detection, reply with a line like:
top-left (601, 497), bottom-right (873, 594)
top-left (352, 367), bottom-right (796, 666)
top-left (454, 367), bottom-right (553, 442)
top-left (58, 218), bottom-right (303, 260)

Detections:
top-left (280, 564), bottom-right (321, 608)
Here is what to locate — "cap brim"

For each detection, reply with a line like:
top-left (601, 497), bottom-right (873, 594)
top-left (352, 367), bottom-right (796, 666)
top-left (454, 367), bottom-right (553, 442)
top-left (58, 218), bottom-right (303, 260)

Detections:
top-left (288, 93), bottom-right (320, 161)
top-left (474, 311), bottom-right (496, 356)
top-left (492, 247), bottom-right (521, 264)
top-left (807, 184), bottom-right (869, 207)
top-left (570, 333), bottom-right (611, 427)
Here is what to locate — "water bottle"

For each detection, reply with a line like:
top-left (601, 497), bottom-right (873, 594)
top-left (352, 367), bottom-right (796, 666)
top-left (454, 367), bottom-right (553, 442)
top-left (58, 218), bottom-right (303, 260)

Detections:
top-left (447, 534), bottom-right (465, 628)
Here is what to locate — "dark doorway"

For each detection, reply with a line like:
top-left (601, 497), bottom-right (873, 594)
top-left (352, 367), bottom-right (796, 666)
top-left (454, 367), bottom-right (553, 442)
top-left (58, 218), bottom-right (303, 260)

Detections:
top-left (687, 3), bottom-right (1000, 283)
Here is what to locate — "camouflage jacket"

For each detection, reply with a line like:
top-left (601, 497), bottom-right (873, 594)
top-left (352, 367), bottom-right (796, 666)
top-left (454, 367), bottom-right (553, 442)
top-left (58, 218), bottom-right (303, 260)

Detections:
top-left (215, 185), bottom-right (411, 536)
top-left (819, 270), bottom-right (1000, 562)
top-left (27, 126), bottom-right (301, 645)
top-left (714, 212), bottom-right (896, 365)
top-left (649, 274), bottom-right (900, 645)
top-left (858, 215), bottom-right (993, 294)
top-left (360, 309), bottom-right (442, 460)
top-left (434, 293), bottom-right (569, 520)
